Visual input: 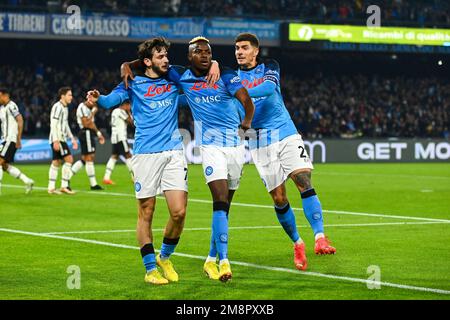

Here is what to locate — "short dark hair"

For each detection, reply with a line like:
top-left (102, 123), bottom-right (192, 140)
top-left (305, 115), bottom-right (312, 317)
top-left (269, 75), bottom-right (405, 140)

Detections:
top-left (138, 37), bottom-right (170, 62)
top-left (235, 33), bottom-right (259, 48)
top-left (58, 86), bottom-right (72, 97)
top-left (0, 87), bottom-right (10, 95)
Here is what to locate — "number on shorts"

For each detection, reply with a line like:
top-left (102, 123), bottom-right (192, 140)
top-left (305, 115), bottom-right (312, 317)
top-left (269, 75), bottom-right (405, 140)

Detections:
top-left (184, 167), bottom-right (188, 181)
top-left (298, 146), bottom-right (307, 158)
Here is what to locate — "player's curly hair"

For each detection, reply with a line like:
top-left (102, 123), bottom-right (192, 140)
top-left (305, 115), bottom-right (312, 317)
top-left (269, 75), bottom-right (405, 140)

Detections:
top-left (137, 37), bottom-right (170, 62)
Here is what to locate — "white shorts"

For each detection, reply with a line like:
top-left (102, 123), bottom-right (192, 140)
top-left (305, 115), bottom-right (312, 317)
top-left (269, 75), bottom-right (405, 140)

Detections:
top-left (200, 144), bottom-right (245, 190)
top-left (131, 150), bottom-right (188, 199)
top-left (250, 134), bottom-right (313, 192)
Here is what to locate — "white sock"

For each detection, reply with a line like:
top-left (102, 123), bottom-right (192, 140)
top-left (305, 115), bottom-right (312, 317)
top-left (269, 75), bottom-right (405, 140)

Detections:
top-left (219, 258), bottom-right (229, 266)
top-left (61, 163), bottom-right (72, 188)
top-left (71, 160), bottom-right (84, 175)
top-left (206, 256), bottom-right (217, 263)
top-left (7, 165), bottom-right (31, 183)
top-left (295, 239), bottom-right (304, 245)
top-left (48, 164), bottom-right (59, 190)
top-left (104, 157), bottom-right (117, 180)
top-left (315, 233), bottom-right (325, 241)
top-left (85, 161), bottom-right (97, 187)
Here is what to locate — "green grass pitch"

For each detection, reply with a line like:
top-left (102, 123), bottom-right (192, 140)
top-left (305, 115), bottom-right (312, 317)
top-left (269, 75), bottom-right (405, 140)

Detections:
top-left (0, 163), bottom-right (449, 300)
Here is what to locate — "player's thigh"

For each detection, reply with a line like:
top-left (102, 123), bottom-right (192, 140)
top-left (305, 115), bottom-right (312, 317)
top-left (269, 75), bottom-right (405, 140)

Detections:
top-left (227, 144), bottom-right (245, 191)
top-left (200, 146), bottom-right (228, 184)
top-left (164, 190), bottom-right (187, 220)
top-left (131, 153), bottom-right (168, 199)
top-left (59, 142), bottom-right (72, 160)
top-left (250, 144), bottom-right (285, 192)
top-left (160, 150), bottom-right (188, 194)
top-left (279, 134), bottom-right (314, 178)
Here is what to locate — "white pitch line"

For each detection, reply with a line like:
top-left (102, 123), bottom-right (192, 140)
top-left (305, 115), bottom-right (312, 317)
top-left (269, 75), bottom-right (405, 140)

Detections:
top-left (0, 227), bottom-right (449, 296)
top-left (4, 184), bottom-right (450, 223)
top-left (41, 221), bottom-right (450, 235)
top-left (318, 172), bottom-right (450, 181)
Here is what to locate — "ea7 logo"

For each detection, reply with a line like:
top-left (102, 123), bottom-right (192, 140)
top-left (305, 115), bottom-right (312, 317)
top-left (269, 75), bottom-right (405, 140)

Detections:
top-left (230, 76), bottom-right (241, 83)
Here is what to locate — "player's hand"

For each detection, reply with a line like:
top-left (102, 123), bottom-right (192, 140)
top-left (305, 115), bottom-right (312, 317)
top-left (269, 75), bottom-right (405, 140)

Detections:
top-left (206, 60), bottom-right (220, 87)
top-left (16, 140), bottom-right (22, 149)
top-left (121, 62), bottom-right (135, 89)
top-left (99, 135), bottom-right (105, 145)
top-left (86, 90), bottom-right (100, 103)
top-left (240, 120), bottom-right (252, 132)
top-left (72, 138), bottom-right (79, 150)
top-left (53, 141), bottom-right (60, 152)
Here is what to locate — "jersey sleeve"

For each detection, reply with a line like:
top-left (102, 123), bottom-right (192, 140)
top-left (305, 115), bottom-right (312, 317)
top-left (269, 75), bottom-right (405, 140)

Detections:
top-left (221, 67), bottom-right (244, 96)
top-left (52, 104), bottom-right (63, 120)
top-left (98, 82), bottom-right (130, 109)
top-left (167, 65), bottom-right (186, 85)
top-left (8, 103), bottom-right (20, 118)
top-left (262, 59), bottom-right (280, 86)
top-left (119, 109), bottom-right (129, 121)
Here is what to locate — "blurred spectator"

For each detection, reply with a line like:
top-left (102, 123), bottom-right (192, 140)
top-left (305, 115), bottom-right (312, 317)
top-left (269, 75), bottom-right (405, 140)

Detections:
top-left (0, 0), bottom-right (448, 26)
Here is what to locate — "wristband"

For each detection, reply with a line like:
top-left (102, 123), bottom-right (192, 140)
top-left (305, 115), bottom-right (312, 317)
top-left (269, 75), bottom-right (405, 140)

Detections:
top-left (96, 131), bottom-right (102, 138)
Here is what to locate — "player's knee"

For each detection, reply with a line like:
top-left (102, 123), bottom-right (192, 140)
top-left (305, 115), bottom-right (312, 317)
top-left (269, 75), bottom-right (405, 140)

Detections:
top-left (272, 193), bottom-right (288, 207)
top-left (138, 201), bottom-right (155, 220)
top-left (171, 208), bottom-right (186, 224)
top-left (292, 169), bottom-right (313, 192)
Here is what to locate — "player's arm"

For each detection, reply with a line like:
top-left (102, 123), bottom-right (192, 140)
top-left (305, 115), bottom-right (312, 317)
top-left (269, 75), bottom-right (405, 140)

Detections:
top-left (65, 117), bottom-right (78, 150)
top-left (9, 104), bottom-right (23, 149)
top-left (15, 114), bottom-right (23, 149)
top-left (245, 59), bottom-right (280, 98)
top-left (234, 88), bottom-right (255, 130)
top-left (50, 105), bottom-right (61, 151)
top-left (120, 60), bottom-right (220, 88)
top-left (87, 83), bottom-right (129, 110)
top-left (81, 115), bottom-right (105, 144)
top-left (222, 68), bottom-right (255, 130)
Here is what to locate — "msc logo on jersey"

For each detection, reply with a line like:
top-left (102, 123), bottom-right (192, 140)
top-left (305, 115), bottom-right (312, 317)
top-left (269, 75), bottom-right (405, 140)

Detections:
top-left (134, 182), bottom-right (141, 192)
top-left (194, 96), bottom-right (221, 104)
top-left (149, 99), bottom-right (173, 109)
top-left (205, 166), bottom-right (214, 176)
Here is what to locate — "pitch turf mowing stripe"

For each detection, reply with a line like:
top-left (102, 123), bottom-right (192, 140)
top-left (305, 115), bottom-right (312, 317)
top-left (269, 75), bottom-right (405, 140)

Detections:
top-left (40, 221), bottom-right (450, 235)
top-left (4, 184), bottom-right (450, 223)
top-left (1, 227), bottom-right (449, 296)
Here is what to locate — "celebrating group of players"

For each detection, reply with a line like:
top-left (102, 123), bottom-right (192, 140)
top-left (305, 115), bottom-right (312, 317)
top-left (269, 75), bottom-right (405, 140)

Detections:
top-left (89, 33), bottom-right (336, 284)
top-left (0, 32), bottom-right (336, 286)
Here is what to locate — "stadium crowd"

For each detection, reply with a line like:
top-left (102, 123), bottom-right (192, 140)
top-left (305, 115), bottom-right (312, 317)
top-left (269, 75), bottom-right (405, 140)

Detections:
top-left (0, 64), bottom-right (448, 140)
top-left (1, 0), bottom-right (449, 26)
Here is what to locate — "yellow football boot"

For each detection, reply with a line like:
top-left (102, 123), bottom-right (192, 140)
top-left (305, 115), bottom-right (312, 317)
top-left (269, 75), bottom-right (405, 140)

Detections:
top-left (218, 261), bottom-right (232, 282)
top-left (144, 269), bottom-right (169, 285)
top-left (203, 261), bottom-right (220, 280)
top-left (156, 254), bottom-right (179, 282)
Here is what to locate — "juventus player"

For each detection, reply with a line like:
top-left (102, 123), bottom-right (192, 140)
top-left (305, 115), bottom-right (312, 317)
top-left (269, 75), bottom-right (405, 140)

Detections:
top-left (71, 99), bottom-right (105, 190)
top-left (47, 87), bottom-right (78, 195)
top-left (103, 100), bottom-right (134, 185)
top-left (0, 88), bottom-right (34, 195)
